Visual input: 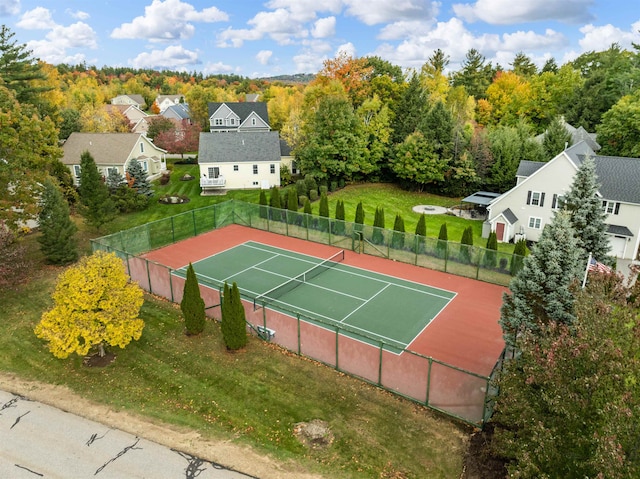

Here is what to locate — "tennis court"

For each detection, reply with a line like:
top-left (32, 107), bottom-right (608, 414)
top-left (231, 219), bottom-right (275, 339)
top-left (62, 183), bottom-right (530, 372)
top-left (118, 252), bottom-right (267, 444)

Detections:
top-left (173, 241), bottom-right (456, 352)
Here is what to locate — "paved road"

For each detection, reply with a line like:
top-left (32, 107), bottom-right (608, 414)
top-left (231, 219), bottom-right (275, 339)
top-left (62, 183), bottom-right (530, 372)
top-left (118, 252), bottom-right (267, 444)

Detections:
top-left (0, 390), bottom-right (257, 479)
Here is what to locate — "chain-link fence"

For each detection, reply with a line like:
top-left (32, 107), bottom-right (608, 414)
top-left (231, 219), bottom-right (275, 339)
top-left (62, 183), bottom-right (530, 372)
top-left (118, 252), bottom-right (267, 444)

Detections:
top-left (92, 199), bottom-right (513, 426)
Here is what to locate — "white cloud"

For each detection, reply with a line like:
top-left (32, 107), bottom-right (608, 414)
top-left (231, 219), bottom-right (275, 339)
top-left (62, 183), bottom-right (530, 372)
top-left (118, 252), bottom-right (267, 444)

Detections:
top-left (256, 50), bottom-right (273, 65)
top-left (266, 0), bottom-right (343, 19)
top-left (336, 42), bottom-right (356, 57)
top-left (216, 27), bottom-right (264, 48)
top-left (293, 50), bottom-right (327, 73)
top-left (344, 0), bottom-right (439, 25)
top-left (453, 0), bottom-right (594, 25)
top-left (202, 61), bottom-right (237, 75)
top-left (17, 7), bottom-right (56, 29)
top-left (501, 29), bottom-right (567, 52)
top-left (312, 16), bottom-right (336, 38)
top-left (378, 20), bottom-right (436, 40)
top-left (129, 44), bottom-right (200, 69)
top-left (579, 21), bottom-right (640, 52)
top-left (26, 39), bottom-right (89, 65)
top-left (66, 9), bottom-right (90, 21)
top-left (27, 22), bottom-right (98, 63)
top-left (0, 0), bottom-right (20, 16)
top-left (111, 0), bottom-right (228, 41)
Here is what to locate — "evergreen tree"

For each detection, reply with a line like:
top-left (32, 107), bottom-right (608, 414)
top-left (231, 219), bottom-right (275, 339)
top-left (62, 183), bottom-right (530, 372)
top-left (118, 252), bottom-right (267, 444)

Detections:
top-left (510, 238), bottom-right (529, 276)
top-left (287, 187), bottom-right (298, 211)
top-left (221, 282), bottom-right (232, 346)
top-left (354, 201), bottom-right (365, 232)
top-left (105, 168), bottom-right (125, 191)
top-left (318, 191), bottom-right (329, 232)
top-left (269, 186), bottom-right (282, 221)
top-left (181, 263), bottom-right (206, 335)
top-left (542, 116), bottom-right (572, 158)
top-left (483, 231), bottom-right (498, 268)
top-left (418, 100), bottom-right (454, 160)
top-left (415, 213), bottom-right (427, 253)
top-left (258, 189), bottom-right (268, 219)
top-left (391, 71), bottom-right (427, 144)
top-left (333, 199), bottom-right (345, 235)
top-left (452, 48), bottom-right (494, 100)
top-left (372, 206), bottom-right (385, 245)
top-left (303, 197), bottom-right (312, 214)
top-left (436, 222), bottom-right (448, 259)
top-left (126, 158), bottom-right (153, 198)
top-left (78, 151), bottom-right (116, 230)
top-left (0, 26), bottom-right (49, 106)
top-left (562, 156), bottom-right (610, 262)
top-left (37, 179), bottom-right (78, 265)
top-left (500, 211), bottom-right (582, 349)
top-left (229, 282), bottom-right (247, 350)
top-left (391, 214), bottom-right (405, 249)
top-left (459, 226), bottom-right (474, 263)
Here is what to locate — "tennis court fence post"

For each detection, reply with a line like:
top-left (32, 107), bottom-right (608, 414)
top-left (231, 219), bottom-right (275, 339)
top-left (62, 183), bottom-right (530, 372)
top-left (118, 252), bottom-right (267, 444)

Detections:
top-left (378, 342), bottom-right (384, 386)
top-left (335, 328), bottom-right (339, 369)
top-left (297, 314), bottom-right (301, 355)
top-left (425, 356), bottom-right (433, 406)
top-left (192, 210), bottom-right (197, 237)
top-left (145, 258), bottom-right (153, 295)
top-left (168, 266), bottom-right (174, 303)
top-left (170, 216), bottom-right (175, 244)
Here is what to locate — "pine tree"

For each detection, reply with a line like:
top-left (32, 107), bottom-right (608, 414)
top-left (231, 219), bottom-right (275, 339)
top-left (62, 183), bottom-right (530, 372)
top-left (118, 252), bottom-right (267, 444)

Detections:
top-left (354, 201), bottom-right (365, 231)
top-left (181, 263), bottom-right (206, 335)
top-left (415, 213), bottom-right (426, 253)
top-left (221, 282), bottom-right (232, 344)
top-left (318, 191), bottom-right (329, 232)
top-left (229, 282), bottom-right (247, 350)
top-left (542, 115), bottom-right (572, 158)
top-left (333, 199), bottom-right (345, 235)
top-left (372, 206), bottom-right (385, 245)
top-left (500, 210), bottom-right (582, 349)
top-left (78, 151), bottom-right (116, 230)
top-left (483, 231), bottom-right (498, 268)
top-left (258, 189), bottom-right (268, 219)
top-left (510, 238), bottom-right (529, 275)
top-left (269, 186), bottom-right (281, 221)
top-left (37, 179), bottom-right (78, 265)
top-left (459, 226), bottom-right (474, 263)
top-left (287, 187), bottom-right (298, 211)
top-left (436, 222), bottom-right (448, 259)
top-left (105, 168), bottom-right (125, 191)
top-left (562, 156), bottom-right (610, 263)
top-left (126, 158), bottom-right (154, 198)
top-left (391, 214), bottom-right (405, 249)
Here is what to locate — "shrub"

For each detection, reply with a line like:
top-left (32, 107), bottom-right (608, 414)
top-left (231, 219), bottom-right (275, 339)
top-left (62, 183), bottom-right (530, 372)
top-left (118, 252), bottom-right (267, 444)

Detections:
top-left (181, 263), bottom-right (206, 335)
top-left (483, 231), bottom-right (498, 268)
top-left (391, 214), bottom-right (405, 250)
top-left (459, 226), bottom-right (474, 264)
top-left (309, 189), bottom-right (318, 202)
top-left (436, 223), bottom-right (448, 259)
top-left (510, 238), bottom-right (529, 275)
top-left (371, 206), bottom-right (385, 245)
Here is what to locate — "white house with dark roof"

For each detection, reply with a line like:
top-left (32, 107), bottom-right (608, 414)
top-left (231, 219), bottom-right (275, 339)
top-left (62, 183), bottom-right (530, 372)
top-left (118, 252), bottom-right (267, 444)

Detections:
top-left (61, 133), bottom-right (167, 186)
top-left (485, 141), bottom-right (640, 261)
top-left (207, 102), bottom-right (270, 133)
top-left (198, 131), bottom-right (281, 191)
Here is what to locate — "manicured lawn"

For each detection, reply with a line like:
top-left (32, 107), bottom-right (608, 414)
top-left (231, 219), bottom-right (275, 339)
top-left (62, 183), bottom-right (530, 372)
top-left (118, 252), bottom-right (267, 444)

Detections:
top-left (2, 253), bottom-right (469, 478)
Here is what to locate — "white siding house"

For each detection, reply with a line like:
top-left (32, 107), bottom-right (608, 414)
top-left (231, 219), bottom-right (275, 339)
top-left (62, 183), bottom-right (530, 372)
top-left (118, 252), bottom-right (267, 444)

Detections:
top-left (198, 132), bottom-right (281, 191)
top-left (486, 141), bottom-right (640, 261)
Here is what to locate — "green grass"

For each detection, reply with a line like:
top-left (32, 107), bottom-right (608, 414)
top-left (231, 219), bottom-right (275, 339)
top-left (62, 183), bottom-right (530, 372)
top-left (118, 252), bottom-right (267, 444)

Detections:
top-left (2, 258), bottom-right (469, 478)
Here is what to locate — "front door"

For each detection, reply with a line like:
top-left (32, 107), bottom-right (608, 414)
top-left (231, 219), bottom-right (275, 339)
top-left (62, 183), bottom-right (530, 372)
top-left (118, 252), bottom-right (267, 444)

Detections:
top-left (496, 222), bottom-right (505, 242)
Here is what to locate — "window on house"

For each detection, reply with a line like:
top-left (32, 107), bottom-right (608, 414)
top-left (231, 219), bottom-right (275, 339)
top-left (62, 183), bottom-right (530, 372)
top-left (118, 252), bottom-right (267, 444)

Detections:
top-left (253, 165), bottom-right (258, 175)
top-left (528, 217), bottom-right (542, 229)
top-left (215, 118), bottom-right (223, 126)
top-left (73, 165), bottom-right (81, 178)
top-left (233, 165), bottom-right (239, 171)
top-left (291, 161), bottom-right (299, 174)
top-left (105, 167), bottom-right (118, 177)
top-left (270, 164), bottom-right (275, 174)
top-left (252, 118), bottom-right (257, 126)
top-left (140, 142), bottom-right (144, 153)
top-left (252, 181), bottom-right (259, 186)
top-left (228, 118), bottom-right (235, 126)
top-left (602, 200), bottom-right (620, 215)
top-left (552, 194), bottom-right (565, 210)
top-left (141, 161), bottom-right (148, 172)
top-left (526, 190), bottom-right (545, 207)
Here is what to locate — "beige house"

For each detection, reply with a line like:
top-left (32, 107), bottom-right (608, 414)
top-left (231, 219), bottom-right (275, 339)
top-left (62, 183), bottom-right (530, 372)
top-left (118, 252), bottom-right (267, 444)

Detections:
top-left (486, 141), bottom-right (640, 261)
top-left (111, 94), bottom-right (146, 110)
top-left (62, 133), bottom-right (167, 186)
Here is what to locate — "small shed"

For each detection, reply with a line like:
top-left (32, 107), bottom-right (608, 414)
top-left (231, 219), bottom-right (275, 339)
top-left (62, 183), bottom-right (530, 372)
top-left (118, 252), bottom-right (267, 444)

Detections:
top-left (462, 191), bottom-right (501, 212)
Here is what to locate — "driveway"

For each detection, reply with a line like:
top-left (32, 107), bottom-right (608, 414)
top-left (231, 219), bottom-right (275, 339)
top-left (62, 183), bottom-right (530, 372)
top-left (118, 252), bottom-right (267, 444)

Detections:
top-left (0, 390), bottom-right (256, 479)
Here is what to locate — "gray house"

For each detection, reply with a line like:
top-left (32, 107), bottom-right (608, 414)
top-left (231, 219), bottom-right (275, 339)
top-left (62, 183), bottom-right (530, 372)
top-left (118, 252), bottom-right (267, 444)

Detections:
top-left (207, 102), bottom-right (270, 133)
top-left (486, 141), bottom-right (640, 261)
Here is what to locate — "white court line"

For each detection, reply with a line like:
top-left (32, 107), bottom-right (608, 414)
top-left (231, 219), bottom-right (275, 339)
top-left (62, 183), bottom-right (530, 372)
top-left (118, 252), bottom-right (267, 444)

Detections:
top-left (244, 241), bottom-right (455, 300)
top-left (339, 283), bottom-right (391, 323)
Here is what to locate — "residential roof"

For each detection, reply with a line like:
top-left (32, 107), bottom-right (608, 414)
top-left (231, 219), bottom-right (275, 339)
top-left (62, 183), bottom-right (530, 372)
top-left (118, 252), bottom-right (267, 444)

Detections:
top-left (279, 138), bottom-right (292, 156)
top-left (113, 94), bottom-right (146, 107)
top-left (61, 133), bottom-right (165, 165)
top-left (607, 224), bottom-right (634, 237)
top-left (198, 131), bottom-right (281, 163)
top-left (207, 102), bottom-right (269, 124)
top-left (534, 118), bottom-right (600, 151)
top-left (516, 160), bottom-right (545, 177)
top-left (462, 191), bottom-right (502, 206)
top-left (502, 208), bottom-right (518, 225)
top-left (162, 103), bottom-right (191, 120)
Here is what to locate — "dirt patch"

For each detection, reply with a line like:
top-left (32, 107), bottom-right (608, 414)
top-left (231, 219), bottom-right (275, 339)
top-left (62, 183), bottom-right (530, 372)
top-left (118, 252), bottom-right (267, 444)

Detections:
top-left (82, 351), bottom-right (116, 367)
top-left (0, 372), bottom-right (324, 479)
top-left (293, 419), bottom-right (333, 449)
top-left (462, 423), bottom-right (508, 479)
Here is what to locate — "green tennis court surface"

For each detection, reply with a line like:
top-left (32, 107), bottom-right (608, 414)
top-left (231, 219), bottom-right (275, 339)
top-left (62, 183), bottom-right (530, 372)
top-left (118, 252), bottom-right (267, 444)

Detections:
top-left (174, 241), bottom-right (456, 351)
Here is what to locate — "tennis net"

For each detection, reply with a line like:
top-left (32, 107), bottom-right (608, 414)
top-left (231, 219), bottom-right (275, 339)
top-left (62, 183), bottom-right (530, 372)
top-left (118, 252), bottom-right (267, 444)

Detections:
top-left (253, 249), bottom-right (345, 309)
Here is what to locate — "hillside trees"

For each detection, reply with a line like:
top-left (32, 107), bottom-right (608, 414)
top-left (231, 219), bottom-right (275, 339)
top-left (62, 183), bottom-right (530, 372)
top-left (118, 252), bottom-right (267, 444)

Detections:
top-left (35, 251), bottom-right (145, 359)
top-left (596, 90), bottom-right (640, 157)
top-left (391, 132), bottom-right (447, 191)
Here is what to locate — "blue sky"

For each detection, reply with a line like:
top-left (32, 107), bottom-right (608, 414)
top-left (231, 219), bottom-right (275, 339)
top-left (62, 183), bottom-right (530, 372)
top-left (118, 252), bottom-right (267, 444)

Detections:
top-left (1, 0), bottom-right (639, 78)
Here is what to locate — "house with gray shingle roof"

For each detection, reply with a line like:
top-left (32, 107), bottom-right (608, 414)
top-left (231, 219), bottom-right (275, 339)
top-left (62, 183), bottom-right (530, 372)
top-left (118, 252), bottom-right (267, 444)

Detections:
top-left (208, 102), bottom-right (270, 132)
top-left (198, 131), bottom-right (281, 192)
top-left (534, 118), bottom-right (601, 152)
top-left (111, 94), bottom-right (147, 110)
top-left (485, 140), bottom-right (640, 261)
top-left (61, 133), bottom-right (167, 186)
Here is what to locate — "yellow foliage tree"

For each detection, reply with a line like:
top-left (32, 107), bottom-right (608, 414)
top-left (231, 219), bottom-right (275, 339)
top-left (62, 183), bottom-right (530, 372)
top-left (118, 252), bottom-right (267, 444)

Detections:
top-left (35, 251), bottom-right (144, 359)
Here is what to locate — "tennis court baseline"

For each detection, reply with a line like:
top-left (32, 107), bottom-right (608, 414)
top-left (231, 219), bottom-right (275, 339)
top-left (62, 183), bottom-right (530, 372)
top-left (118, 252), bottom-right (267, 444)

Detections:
top-left (174, 241), bottom-right (456, 351)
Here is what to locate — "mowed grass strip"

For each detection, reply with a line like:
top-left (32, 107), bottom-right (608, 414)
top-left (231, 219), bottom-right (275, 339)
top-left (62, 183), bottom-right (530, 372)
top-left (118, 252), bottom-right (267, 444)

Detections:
top-left (1, 258), bottom-right (469, 478)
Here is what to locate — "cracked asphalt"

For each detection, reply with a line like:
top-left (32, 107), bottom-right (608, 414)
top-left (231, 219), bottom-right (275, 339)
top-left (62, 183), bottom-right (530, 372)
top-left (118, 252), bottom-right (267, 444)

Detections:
top-left (0, 390), bottom-right (257, 479)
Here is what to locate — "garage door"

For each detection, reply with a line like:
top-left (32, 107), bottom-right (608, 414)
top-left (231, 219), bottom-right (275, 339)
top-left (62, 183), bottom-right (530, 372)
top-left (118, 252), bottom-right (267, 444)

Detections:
top-left (608, 236), bottom-right (627, 258)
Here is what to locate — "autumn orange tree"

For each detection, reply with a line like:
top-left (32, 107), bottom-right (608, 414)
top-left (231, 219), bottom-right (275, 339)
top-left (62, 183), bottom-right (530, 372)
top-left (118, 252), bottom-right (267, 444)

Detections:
top-left (35, 251), bottom-right (145, 359)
